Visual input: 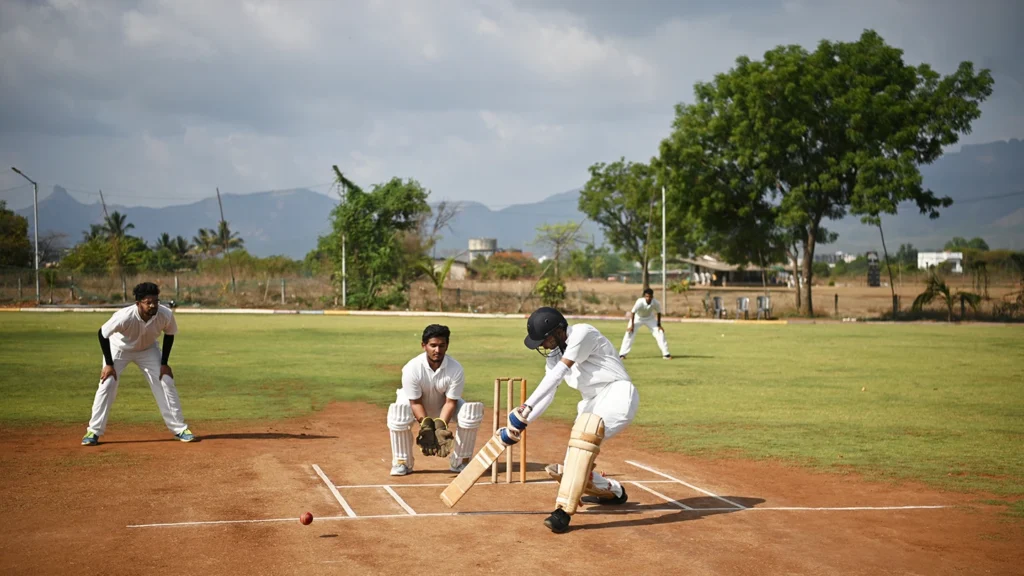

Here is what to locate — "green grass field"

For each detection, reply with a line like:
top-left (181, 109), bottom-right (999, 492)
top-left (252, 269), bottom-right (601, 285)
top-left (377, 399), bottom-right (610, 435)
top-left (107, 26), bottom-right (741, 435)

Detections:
top-left (1, 312), bottom-right (1022, 512)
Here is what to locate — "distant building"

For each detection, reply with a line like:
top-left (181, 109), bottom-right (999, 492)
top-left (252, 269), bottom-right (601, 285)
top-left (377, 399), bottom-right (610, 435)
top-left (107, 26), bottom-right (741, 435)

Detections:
top-left (468, 238), bottom-right (497, 261)
top-left (814, 251), bottom-right (856, 265)
top-left (433, 250), bottom-right (473, 281)
top-left (918, 251), bottom-right (964, 273)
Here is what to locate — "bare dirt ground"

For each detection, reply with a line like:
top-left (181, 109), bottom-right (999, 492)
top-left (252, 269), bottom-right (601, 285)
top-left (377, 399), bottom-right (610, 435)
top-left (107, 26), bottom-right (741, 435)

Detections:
top-left (2, 402), bottom-right (1020, 576)
top-left (435, 276), bottom-right (1020, 319)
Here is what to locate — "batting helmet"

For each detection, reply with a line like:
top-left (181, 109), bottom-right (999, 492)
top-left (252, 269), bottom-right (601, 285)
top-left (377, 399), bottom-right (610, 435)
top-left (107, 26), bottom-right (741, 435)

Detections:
top-left (523, 307), bottom-right (568, 350)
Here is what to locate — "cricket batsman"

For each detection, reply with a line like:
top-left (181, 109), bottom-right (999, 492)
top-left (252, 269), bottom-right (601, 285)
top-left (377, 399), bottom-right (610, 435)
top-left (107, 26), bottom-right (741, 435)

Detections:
top-left (504, 306), bottom-right (639, 533)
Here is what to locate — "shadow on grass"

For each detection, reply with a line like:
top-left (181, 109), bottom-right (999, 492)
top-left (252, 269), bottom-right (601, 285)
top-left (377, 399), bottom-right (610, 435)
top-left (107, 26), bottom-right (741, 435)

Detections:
top-left (568, 495), bottom-right (765, 532)
top-left (97, 432), bottom-right (337, 444)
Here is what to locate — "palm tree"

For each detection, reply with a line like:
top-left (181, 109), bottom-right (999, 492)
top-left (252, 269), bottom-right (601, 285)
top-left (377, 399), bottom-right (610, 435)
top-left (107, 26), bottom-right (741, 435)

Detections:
top-left (912, 271), bottom-right (982, 322)
top-left (155, 232), bottom-right (174, 251)
top-left (215, 220), bottom-right (244, 251)
top-left (418, 256), bottom-right (457, 311)
top-left (191, 228), bottom-right (218, 259)
top-left (82, 223), bottom-right (106, 242)
top-left (103, 211), bottom-right (134, 239)
top-left (171, 236), bottom-right (192, 259)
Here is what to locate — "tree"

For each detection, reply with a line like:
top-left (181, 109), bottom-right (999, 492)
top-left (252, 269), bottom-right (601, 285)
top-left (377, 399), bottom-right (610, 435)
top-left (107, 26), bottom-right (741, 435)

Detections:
top-left (103, 211), bottom-right (135, 239)
top-left (0, 200), bottom-right (32, 267)
top-left (912, 271), bottom-right (981, 322)
top-left (191, 228), bottom-right (218, 259)
top-left (418, 256), bottom-right (457, 311)
top-left (658, 30), bottom-right (993, 316)
top-left (82, 224), bottom-right (106, 242)
top-left (945, 236), bottom-right (989, 251)
top-left (895, 244), bottom-right (918, 267)
top-left (319, 173), bottom-right (431, 309)
top-left (530, 222), bottom-right (584, 280)
top-left (579, 159), bottom-right (663, 290)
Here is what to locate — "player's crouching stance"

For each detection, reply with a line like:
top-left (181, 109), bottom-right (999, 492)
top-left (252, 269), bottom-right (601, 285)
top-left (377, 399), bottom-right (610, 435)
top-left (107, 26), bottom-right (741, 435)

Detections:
top-left (387, 324), bottom-right (485, 476)
top-left (81, 282), bottom-right (195, 446)
top-left (506, 307), bottom-right (639, 533)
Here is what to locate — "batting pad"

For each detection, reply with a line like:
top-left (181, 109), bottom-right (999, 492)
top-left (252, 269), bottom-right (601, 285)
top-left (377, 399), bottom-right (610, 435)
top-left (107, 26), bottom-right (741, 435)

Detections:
top-left (456, 402), bottom-right (485, 429)
top-left (388, 403), bottom-right (415, 467)
top-left (555, 412), bottom-right (605, 515)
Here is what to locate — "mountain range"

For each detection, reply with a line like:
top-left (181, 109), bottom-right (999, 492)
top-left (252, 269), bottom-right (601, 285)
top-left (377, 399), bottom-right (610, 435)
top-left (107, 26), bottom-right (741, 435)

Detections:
top-left (15, 139), bottom-right (1024, 260)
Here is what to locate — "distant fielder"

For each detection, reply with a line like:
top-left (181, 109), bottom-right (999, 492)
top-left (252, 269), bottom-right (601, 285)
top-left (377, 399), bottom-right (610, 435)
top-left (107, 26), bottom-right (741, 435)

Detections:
top-left (504, 306), bottom-right (639, 533)
top-left (619, 288), bottom-right (671, 360)
top-left (81, 282), bottom-right (195, 446)
top-left (387, 324), bottom-right (484, 476)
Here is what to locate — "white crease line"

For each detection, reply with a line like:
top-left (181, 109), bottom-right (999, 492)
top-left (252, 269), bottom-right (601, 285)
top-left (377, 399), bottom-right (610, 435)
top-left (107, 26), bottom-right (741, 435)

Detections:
top-left (334, 480), bottom-right (674, 489)
top-left (628, 481), bottom-right (694, 510)
top-left (312, 464), bottom-right (356, 517)
top-left (383, 486), bottom-right (417, 515)
top-left (626, 460), bottom-right (747, 509)
top-left (126, 505), bottom-right (951, 528)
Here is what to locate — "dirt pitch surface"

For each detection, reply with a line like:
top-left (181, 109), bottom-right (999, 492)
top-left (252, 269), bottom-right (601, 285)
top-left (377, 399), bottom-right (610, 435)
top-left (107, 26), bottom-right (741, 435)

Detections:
top-left (2, 403), bottom-right (1020, 576)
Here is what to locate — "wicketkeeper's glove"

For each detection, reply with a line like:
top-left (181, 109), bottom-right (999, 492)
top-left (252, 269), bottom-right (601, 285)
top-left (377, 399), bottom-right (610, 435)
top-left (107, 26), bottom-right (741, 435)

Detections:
top-left (434, 419), bottom-right (455, 458)
top-left (416, 417), bottom-right (439, 456)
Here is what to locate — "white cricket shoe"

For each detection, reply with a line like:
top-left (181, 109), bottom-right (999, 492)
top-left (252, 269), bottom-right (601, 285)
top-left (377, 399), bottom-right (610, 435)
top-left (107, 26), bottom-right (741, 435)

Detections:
top-left (390, 462), bottom-right (413, 476)
top-left (448, 453), bottom-right (468, 473)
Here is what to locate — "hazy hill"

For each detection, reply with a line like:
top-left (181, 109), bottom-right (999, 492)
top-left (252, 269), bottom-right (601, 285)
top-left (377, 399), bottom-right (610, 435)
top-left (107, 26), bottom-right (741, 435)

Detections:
top-left (17, 139), bottom-right (1023, 260)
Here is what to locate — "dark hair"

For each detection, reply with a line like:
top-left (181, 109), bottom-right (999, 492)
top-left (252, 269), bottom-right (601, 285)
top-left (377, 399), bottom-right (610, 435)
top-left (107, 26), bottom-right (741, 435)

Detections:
top-left (422, 324), bottom-right (450, 344)
top-left (643, 288), bottom-right (654, 297)
top-left (133, 282), bottom-right (160, 301)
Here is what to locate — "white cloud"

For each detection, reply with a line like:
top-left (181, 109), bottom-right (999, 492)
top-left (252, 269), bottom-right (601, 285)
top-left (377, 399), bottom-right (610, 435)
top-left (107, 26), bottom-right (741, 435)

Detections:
top-left (0, 0), bottom-right (1020, 210)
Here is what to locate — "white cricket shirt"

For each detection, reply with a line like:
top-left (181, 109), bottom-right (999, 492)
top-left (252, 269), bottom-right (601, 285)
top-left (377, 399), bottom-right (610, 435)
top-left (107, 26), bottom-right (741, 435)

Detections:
top-left (631, 297), bottom-right (662, 319)
top-left (100, 304), bottom-right (178, 352)
top-left (401, 353), bottom-right (465, 416)
top-left (546, 324), bottom-right (630, 398)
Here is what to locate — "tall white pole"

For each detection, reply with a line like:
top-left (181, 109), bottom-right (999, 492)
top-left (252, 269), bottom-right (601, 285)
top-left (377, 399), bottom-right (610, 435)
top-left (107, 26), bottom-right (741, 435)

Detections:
top-left (661, 185), bottom-right (666, 315)
top-left (341, 233), bottom-right (347, 307)
top-left (11, 167), bottom-right (40, 303)
top-left (32, 181), bottom-right (39, 303)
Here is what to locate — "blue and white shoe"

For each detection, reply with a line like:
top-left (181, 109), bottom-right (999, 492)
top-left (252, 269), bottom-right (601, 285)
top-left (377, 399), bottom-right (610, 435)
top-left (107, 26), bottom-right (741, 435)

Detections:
top-left (175, 428), bottom-right (196, 442)
top-left (81, 431), bottom-right (99, 446)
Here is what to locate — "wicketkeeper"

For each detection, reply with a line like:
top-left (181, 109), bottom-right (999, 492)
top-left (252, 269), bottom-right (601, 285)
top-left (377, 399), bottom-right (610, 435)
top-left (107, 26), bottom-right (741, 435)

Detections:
top-left (387, 324), bottom-right (485, 476)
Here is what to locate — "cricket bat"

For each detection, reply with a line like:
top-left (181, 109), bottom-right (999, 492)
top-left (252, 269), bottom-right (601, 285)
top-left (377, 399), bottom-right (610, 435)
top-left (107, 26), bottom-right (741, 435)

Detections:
top-left (440, 431), bottom-right (510, 508)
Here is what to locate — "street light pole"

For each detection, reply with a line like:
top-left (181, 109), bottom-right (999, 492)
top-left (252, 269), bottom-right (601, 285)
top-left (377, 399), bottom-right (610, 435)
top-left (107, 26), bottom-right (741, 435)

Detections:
top-left (11, 167), bottom-right (39, 303)
top-left (661, 186), bottom-right (667, 315)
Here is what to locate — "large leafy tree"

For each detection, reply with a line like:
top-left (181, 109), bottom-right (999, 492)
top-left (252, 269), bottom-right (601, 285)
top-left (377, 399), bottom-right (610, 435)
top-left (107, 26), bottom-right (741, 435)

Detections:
top-left (579, 159), bottom-right (663, 291)
top-left (0, 200), bottom-right (32, 267)
top-left (659, 30), bottom-right (993, 315)
top-left (319, 171), bottom-right (431, 309)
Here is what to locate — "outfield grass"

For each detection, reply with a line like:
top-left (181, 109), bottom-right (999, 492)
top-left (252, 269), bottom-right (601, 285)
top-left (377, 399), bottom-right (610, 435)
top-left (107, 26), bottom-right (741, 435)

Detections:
top-left (1, 312), bottom-right (1022, 501)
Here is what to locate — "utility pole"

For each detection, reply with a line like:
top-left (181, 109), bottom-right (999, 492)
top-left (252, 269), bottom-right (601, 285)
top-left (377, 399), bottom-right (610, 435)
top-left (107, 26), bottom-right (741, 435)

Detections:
top-left (332, 166), bottom-right (355, 308)
top-left (215, 187), bottom-right (236, 293)
top-left (98, 189), bottom-right (127, 301)
top-left (661, 186), bottom-right (667, 315)
top-left (10, 167), bottom-right (40, 303)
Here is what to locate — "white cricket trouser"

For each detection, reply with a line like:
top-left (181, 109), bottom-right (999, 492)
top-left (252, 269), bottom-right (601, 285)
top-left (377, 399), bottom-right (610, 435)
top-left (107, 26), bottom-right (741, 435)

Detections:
top-left (619, 315), bottom-right (670, 357)
top-left (565, 380), bottom-right (640, 498)
top-left (87, 346), bottom-right (189, 436)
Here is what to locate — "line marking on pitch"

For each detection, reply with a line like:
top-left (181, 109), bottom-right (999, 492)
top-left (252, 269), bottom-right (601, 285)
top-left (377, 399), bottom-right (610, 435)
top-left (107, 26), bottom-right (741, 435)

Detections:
top-left (334, 480), bottom-right (675, 489)
top-left (125, 505), bottom-right (952, 528)
top-left (382, 486), bottom-right (417, 515)
top-left (628, 481), bottom-right (694, 510)
top-left (312, 464), bottom-right (356, 517)
top-left (626, 460), bottom-right (747, 509)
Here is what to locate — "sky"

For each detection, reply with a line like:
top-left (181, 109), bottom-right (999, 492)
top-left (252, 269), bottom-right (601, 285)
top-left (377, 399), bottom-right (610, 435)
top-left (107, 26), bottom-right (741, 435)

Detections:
top-left (1, 0), bottom-right (1022, 210)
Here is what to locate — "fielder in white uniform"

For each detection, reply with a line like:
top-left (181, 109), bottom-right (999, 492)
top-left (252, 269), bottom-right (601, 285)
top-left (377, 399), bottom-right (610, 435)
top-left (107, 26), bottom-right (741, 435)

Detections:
top-left (387, 324), bottom-right (485, 476)
top-left (619, 288), bottom-right (671, 360)
top-left (504, 306), bottom-right (640, 533)
top-left (81, 282), bottom-right (195, 446)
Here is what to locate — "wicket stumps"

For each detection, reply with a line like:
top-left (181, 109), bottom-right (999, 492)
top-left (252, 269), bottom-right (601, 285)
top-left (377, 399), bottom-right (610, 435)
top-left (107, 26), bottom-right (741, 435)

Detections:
top-left (492, 377), bottom-right (527, 484)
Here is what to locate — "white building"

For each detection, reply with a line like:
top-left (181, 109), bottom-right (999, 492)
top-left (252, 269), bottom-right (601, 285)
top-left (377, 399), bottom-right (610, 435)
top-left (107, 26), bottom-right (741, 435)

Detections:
top-left (918, 251), bottom-right (964, 273)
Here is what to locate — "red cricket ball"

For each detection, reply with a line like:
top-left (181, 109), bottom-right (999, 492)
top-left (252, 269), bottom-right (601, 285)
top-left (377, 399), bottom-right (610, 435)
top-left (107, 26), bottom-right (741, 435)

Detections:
top-left (300, 512), bottom-right (313, 525)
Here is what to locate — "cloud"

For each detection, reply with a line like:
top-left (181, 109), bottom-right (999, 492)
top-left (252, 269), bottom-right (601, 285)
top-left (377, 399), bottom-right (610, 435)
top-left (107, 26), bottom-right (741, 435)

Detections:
top-left (0, 0), bottom-right (1020, 210)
